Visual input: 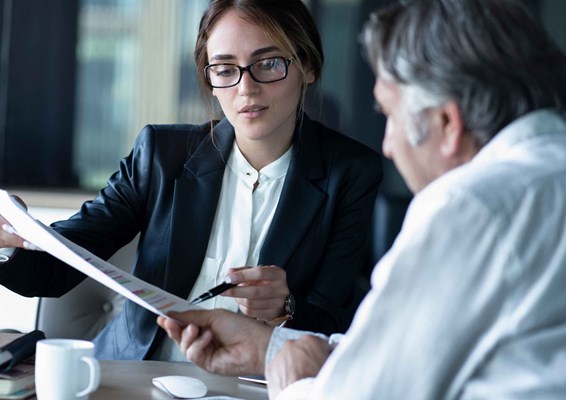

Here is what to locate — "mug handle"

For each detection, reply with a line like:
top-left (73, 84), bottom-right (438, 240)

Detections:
top-left (76, 356), bottom-right (100, 398)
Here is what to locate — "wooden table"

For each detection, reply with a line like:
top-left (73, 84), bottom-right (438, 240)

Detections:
top-left (90, 360), bottom-right (268, 399)
top-left (23, 360), bottom-right (268, 400)
top-left (0, 333), bottom-right (268, 399)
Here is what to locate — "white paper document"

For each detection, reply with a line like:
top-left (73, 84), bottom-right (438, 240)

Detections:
top-left (0, 190), bottom-right (195, 317)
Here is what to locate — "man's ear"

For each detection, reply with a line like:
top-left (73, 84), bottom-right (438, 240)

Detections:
top-left (438, 101), bottom-right (464, 157)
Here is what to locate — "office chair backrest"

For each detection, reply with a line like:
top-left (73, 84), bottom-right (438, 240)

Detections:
top-left (35, 236), bottom-right (139, 340)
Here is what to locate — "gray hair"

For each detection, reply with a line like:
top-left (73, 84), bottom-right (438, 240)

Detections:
top-left (362, 0), bottom-right (566, 148)
top-left (400, 83), bottom-right (445, 145)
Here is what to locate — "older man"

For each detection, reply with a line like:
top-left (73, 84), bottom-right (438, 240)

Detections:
top-left (158, 0), bottom-right (566, 398)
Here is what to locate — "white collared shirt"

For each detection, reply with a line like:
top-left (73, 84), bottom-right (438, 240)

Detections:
top-left (154, 142), bottom-right (292, 361)
top-left (187, 142), bottom-right (292, 310)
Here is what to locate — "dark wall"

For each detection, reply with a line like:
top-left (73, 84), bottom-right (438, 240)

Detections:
top-left (0, 0), bottom-right (78, 187)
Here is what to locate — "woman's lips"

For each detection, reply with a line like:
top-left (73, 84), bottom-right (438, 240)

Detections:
top-left (239, 105), bottom-right (268, 119)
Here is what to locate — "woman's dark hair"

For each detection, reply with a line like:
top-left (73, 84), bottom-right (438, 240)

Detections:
top-left (363, 0), bottom-right (566, 146)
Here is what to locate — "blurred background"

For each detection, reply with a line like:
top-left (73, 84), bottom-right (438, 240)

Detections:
top-left (0, 0), bottom-right (385, 191)
top-left (1, 0), bottom-right (564, 193)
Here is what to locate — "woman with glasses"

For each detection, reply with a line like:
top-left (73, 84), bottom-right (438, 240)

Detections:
top-left (0, 0), bottom-right (382, 361)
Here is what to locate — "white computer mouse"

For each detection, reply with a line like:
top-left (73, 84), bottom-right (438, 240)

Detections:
top-left (152, 375), bottom-right (208, 398)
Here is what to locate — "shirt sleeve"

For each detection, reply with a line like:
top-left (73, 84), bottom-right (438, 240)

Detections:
top-left (275, 378), bottom-right (316, 400)
top-left (298, 184), bottom-right (517, 399)
top-left (266, 327), bottom-right (330, 366)
top-left (0, 247), bottom-right (16, 262)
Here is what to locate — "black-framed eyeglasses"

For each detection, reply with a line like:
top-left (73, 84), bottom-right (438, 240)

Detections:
top-left (205, 56), bottom-right (294, 88)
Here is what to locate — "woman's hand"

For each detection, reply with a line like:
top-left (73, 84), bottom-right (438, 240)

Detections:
top-left (223, 265), bottom-right (290, 322)
top-left (0, 195), bottom-right (40, 252)
top-left (0, 215), bottom-right (25, 249)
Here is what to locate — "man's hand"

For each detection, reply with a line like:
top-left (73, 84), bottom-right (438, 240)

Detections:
top-left (223, 265), bottom-right (290, 322)
top-left (266, 335), bottom-right (331, 399)
top-left (157, 309), bottom-right (274, 376)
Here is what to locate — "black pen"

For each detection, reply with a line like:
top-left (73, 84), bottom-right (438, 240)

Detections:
top-left (189, 281), bottom-right (236, 305)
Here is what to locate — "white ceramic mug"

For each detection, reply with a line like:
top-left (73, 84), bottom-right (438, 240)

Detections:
top-left (35, 339), bottom-right (100, 400)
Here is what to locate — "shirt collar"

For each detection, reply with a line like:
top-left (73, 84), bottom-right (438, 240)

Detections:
top-left (474, 109), bottom-right (566, 164)
top-left (227, 142), bottom-right (292, 183)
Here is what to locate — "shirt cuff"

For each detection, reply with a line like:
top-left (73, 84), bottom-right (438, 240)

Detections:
top-left (275, 377), bottom-right (316, 400)
top-left (265, 327), bottom-right (331, 366)
top-left (0, 247), bottom-right (16, 262)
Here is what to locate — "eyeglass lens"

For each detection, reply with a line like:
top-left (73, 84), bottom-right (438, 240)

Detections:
top-left (206, 57), bottom-right (289, 88)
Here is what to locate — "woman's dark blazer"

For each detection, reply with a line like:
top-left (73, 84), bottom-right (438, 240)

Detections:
top-left (0, 114), bottom-right (382, 360)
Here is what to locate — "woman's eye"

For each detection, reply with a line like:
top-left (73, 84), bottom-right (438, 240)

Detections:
top-left (258, 59), bottom-right (276, 69)
top-left (216, 67), bottom-right (237, 77)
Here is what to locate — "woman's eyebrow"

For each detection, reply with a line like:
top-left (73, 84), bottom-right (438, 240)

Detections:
top-left (209, 46), bottom-right (282, 63)
top-left (209, 53), bottom-right (235, 62)
top-left (250, 46), bottom-right (281, 57)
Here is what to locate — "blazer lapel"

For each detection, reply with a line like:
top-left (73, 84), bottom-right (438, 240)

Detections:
top-left (259, 116), bottom-right (327, 267)
top-left (165, 120), bottom-right (234, 298)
